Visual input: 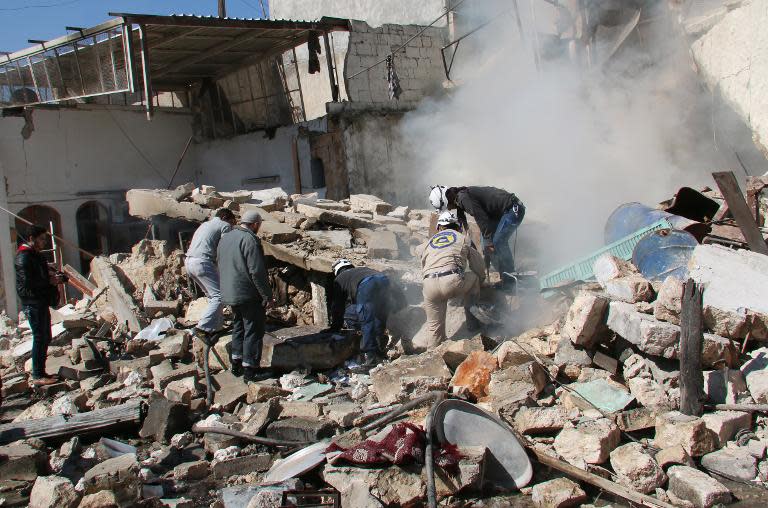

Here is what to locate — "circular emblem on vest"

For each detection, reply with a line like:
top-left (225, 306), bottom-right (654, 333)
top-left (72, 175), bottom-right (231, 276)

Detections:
top-left (430, 231), bottom-right (458, 249)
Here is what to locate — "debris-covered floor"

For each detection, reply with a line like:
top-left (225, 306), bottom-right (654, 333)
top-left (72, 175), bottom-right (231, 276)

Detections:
top-left (3, 179), bottom-right (768, 508)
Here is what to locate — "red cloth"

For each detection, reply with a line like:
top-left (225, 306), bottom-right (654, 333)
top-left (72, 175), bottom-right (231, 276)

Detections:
top-left (325, 422), bottom-right (461, 469)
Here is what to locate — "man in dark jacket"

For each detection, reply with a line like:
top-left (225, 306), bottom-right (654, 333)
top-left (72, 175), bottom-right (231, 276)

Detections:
top-left (328, 259), bottom-right (390, 368)
top-left (15, 225), bottom-right (63, 386)
top-left (430, 185), bottom-right (525, 289)
top-left (217, 211), bottom-right (275, 382)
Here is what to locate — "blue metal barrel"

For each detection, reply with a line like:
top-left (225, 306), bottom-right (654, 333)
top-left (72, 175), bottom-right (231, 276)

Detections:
top-left (631, 229), bottom-right (698, 281)
top-left (605, 203), bottom-right (700, 245)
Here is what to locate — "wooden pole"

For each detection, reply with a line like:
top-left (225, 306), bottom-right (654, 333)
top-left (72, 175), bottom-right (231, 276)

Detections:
top-left (679, 278), bottom-right (705, 416)
top-left (0, 400), bottom-right (143, 445)
top-left (531, 448), bottom-right (676, 508)
top-left (218, 0), bottom-right (227, 18)
top-left (291, 136), bottom-right (302, 195)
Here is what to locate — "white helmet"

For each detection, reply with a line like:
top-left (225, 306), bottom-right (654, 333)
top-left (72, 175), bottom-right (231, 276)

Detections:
top-left (332, 258), bottom-right (354, 276)
top-left (429, 185), bottom-right (448, 211)
top-left (437, 211), bottom-right (459, 227)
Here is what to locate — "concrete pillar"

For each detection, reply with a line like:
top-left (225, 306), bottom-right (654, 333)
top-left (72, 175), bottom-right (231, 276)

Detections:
top-left (310, 278), bottom-right (329, 328)
top-left (0, 159), bottom-right (18, 319)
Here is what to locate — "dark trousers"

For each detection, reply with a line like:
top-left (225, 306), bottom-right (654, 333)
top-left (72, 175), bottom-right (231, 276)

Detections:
top-left (24, 303), bottom-right (52, 378)
top-left (344, 274), bottom-right (390, 354)
top-left (230, 300), bottom-right (266, 368)
top-left (488, 204), bottom-right (525, 276)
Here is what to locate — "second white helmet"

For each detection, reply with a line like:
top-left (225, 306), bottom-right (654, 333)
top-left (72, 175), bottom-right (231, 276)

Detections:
top-left (429, 185), bottom-right (448, 211)
top-left (437, 211), bottom-right (459, 227)
top-left (332, 258), bottom-right (354, 276)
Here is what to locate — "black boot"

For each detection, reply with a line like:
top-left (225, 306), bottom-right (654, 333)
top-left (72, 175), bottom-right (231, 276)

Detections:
top-left (465, 308), bottom-right (481, 331)
top-left (244, 367), bottom-right (276, 383)
top-left (230, 358), bottom-right (243, 377)
top-left (195, 327), bottom-right (219, 347)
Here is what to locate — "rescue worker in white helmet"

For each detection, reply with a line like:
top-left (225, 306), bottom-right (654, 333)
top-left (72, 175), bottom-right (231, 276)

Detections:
top-left (416, 211), bottom-right (486, 347)
top-left (327, 259), bottom-right (390, 368)
top-left (429, 185), bottom-right (525, 290)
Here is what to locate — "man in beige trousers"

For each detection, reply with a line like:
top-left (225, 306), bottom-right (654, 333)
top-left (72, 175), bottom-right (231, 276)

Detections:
top-left (417, 211), bottom-right (487, 347)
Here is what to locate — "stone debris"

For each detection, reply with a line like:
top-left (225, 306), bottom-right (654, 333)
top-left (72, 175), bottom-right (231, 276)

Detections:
top-left (3, 181), bottom-right (768, 508)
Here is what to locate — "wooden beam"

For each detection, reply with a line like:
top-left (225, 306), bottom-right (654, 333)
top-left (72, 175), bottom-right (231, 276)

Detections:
top-left (291, 136), bottom-right (302, 194)
top-left (712, 171), bottom-right (768, 255)
top-left (0, 400), bottom-right (143, 445)
top-left (531, 448), bottom-right (676, 508)
top-left (679, 278), bottom-right (705, 417)
top-left (62, 264), bottom-right (97, 297)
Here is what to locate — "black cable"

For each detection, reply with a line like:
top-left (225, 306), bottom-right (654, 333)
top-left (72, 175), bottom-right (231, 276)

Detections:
top-left (0, 0), bottom-right (83, 12)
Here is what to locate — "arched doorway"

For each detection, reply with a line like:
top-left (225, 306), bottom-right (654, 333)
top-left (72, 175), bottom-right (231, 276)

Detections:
top-left (76, 201), bottom-right (110, 272)
top-left (14, 205), bottom-right (62, 264)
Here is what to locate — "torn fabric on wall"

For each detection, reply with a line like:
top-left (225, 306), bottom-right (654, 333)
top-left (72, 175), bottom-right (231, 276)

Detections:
top-left (386, 55), bottom-right (403, 100)
top-left (308, 31), bottom-right (322, 74)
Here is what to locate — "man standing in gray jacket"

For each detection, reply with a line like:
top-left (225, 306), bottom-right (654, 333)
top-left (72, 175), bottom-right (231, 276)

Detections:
top-left (185, 208), bottom-right (237, 341)
top-left (217, 210), bottom-right (275, 382)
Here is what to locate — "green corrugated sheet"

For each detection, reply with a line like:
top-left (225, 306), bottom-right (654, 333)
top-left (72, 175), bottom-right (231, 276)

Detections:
top-left (540, 219), bottom-right (672, 289)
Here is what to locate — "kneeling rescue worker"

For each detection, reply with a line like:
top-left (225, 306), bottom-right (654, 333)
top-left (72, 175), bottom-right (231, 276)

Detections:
top-left (429, 185), bottom-right (525, 289)
top-left (328, 259), bottom-right (390, 368)
top-left (418, 211), bottom-right (486, 347)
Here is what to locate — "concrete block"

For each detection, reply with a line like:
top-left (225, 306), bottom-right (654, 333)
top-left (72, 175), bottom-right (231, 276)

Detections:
top-left (654, 276), bottom-right (684, 324)
top-left (553, 418), bottom-right (621, 466)
top-left (609, 442), bottom-right (666, 494)
top-left (306, 230), bottom-right (352, 248)
top-left (353, 228), bottom-right (399, 259)
top-left (29, 475), bottom-right (79, 508)
top-left (667, 465), bottom-right (731, 508)
top-left (370, 352), bottom-right (452, 405)
top-left (257, 222), bottom-right (300, 244)
top-left (0, 442), bottom-right (47, 481)
top-left (212, 371), bottom-right (248, 411)
top-left (82, 454), bottom-right (141, 505)
top-left (607, 301), bottom-right (679, 358)
top-left (701, 410), bottom-right (752, 446)
top-left (450, 351), bottom-right (498, 400)
top-left (654, 411), bottom-right (717, 457)
top-left (531, 478), bottom-right (587, 508)
top-left (513, 406), bottom-right (570, 435)
top-left (212, 453), bottom-right (272, 479)
top-left (350, 194), bottom-right (394, 215)
top-left (701, 447), bottom-right (756, 481)
top-left (140, 397), bottom-right (190, 444)
top-left (265, 418), bottom-right (336, 442)
top-left (742, 347), bottom-right (768, 402)
top-left (127, 189), bottom-right (209, 222)
top-left (562, 292), bottom-right (609, 348)
top-left (260, 326), bottom-right (357, 370)
top-left (246, 382), bottom-right (290, 404)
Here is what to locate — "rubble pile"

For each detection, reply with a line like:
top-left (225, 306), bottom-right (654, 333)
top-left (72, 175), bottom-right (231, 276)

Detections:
top-left (1, 182), bottom-right (768, 507)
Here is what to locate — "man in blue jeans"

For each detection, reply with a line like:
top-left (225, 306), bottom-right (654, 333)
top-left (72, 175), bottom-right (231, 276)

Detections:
top-left (328, 259), bottom-right (390, 368)
top-left (430, 185), bottom-right (525, 290)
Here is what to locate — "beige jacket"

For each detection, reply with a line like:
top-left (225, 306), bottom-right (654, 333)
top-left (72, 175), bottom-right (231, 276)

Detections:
top-left (417, 230), bottom-right (486, 280)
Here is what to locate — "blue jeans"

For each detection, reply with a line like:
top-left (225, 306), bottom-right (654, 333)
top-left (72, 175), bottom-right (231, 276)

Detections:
top-left (24, 303), bottom-right (52, 378)
top-left (489, 204), bottom-right (525, 276)
top-left (344, 274), bottom-right (390, 354)
top-left (185, 257), bottom-right (224, 333)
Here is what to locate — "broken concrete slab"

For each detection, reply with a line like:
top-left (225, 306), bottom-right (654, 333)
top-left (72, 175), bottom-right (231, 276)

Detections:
top-left (260, 327), bottom-right (357, 370)
top-left (531, 477), bottom-right (587, 508)
top-left (688, 244), bottom-right (768, 339)
top-left (701, 447), bottom-right (756, 481)
top-left (654, 411), bottom-right (718, 457)
top-left (561, 292), bottom-right (609, 348)
top-left (212, 453), bottom-right (272, 480)
top-left (350, 194), bottom-right (394, 215)
top-left (703, 369), bottom-right (747, 404)
top-left (609, 442), bottom-right (666, 494)
top-left (81, 453), bottom-right (141, 505)
top-left (370, 352), bottom-right (452, 405)
top-left (212, 371), bottom-right (248, 411)
top-left (594, 254), bottom-right (654, 303)
top-left (436, 336), bottom-right (484, 371)
top-left (139, 397), bottom-right (190, 444)
top-left (353, 228), bottom-right (399, 259)
top-left (246, 382), bottom-right (290, 404)
top-left (656, 445), bottom-right (695, 469)
top-left (742, 348), bottom-right (768, 402)
top-left (305, 230), bottom-right (352, 248)
top-left (265, 418), bottom-right (335, 442)
top-left (654, 276), bottom-right (684, 325)
top-left (29, 475), bottom-right (79, 508)
top-left (701, 410), bottom-right (751, 446)
top-left (90, 257), bottom-right (148, 333)
top-left (296, 203), bottom-right (376, 229)
top-left (553, 418), bottom-right (620, 466)
top-left (78, 490), bottom-right (119, 508)
top-left (486, 361), bottom-right (548, 413)
top-left (607, 301), bottom-right (679, 358)
top-left (0, 441), bottom-right (47, 481)
top-left (257, 221), bottom-right (300, 244)
top-left (667, 465), bottom-right (731, 508)
top-left (513, 406), bottom-right (570, 435)
top-left (127, 189), bottom-right (210, 222)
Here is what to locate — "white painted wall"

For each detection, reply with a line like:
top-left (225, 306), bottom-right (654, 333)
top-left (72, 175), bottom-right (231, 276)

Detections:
top-left (192, 118), bottom-right (326, 194)
top-left (271, 0), bottom-right (448, 27)
top-left (0, 106), bottom-right (195, 316)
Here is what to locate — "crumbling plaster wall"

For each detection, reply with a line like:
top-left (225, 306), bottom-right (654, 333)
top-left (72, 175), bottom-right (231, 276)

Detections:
top-left (270, 0), bottom-right (449, 28)
top-left (690, 1), bottom-right (768, 157)
top-left (0, 106), bottom-right (195, 317)
top-left (191, 119), bottom-right (324, 194)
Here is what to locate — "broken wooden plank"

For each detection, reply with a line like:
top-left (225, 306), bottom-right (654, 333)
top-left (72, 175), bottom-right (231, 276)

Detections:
top-left (0, 400), bottom-right (143, 445)
top-left (530, 448), bottom-right (676, 508)
top-left (712, 171), bottom-right (768, 255)
top-left (679, 279), bottom-right (705, 417)
top-left (63, 264), bottom-right (97, 298)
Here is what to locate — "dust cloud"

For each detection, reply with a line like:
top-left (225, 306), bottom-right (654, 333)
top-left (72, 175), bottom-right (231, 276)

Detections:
top-left (396, 1), bottom-right (737, 272)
